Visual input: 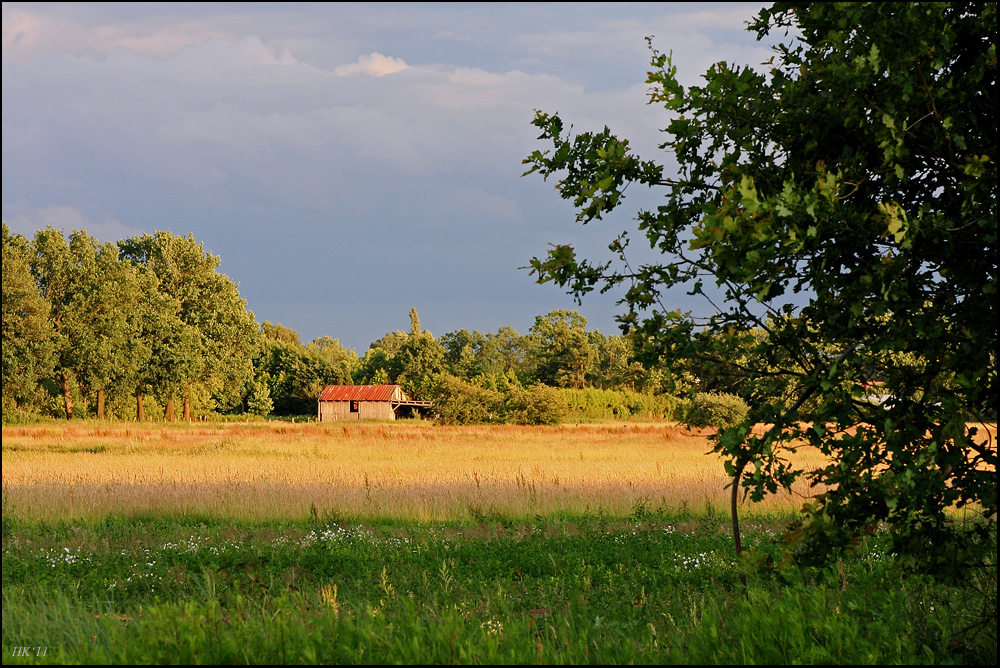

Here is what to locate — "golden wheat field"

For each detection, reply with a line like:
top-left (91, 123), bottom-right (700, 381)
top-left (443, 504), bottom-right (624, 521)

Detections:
top-left (1, 421), bottom-right (837, 522)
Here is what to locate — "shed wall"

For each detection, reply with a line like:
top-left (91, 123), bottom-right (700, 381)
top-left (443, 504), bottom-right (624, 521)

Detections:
top-left (318, 401), bottom-right (395, 421)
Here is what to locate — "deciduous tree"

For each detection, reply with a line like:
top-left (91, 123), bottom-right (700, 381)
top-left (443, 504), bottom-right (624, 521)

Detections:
top-left (524, 2), bottom-right (996, 577)
top-left (1, 223), bottom-right (55, 411)
top-left (119, 232), bottom-right (258, 419)
top-left (528, 310), bottom-right (595, 389)
top-left (254, 326), bottom-right (354, 415)
top-left (29, 228), bottom-right (141, 419)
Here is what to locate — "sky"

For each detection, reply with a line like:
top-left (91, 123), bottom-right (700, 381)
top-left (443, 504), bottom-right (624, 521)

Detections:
top-left (3, 2), bottom-right (776, 353)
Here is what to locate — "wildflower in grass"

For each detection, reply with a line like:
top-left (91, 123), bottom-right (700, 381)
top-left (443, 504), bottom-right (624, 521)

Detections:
top-left (41, 546), bottom-right (91, 568)
top-left (676, 552), bottom-right (713, 571)
top-left (480, 618), bottom-right (504, 637)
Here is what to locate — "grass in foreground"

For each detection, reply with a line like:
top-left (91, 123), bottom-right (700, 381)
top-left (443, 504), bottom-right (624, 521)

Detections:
top-left (2, 511), bottom-right (995, 664)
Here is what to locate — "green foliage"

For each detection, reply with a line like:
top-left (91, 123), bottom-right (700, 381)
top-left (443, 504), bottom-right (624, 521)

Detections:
top-left (2, 227), bottom-right (263, 421)
top-left (441, 326), bottom-right (534, 384)
top-left (683, 392), bottom-right (751, 430)
top-left (120, 231), bottom-right (259, 417)
top-left (393, 331), bottom-right (446, 399)
top-left (430, 374), bottom-right (503, 425)
top-left (409, 306), bottom-right (421, 336)
top-left (502, 384), bottom-right (564, 425)
top-left (353, 309), bottom-right (444, 399)
top-left (528, 309), bottom-right (594, 389)
top-left (524, 2), bottom-right (997, 579)
top-left (246, 372), bottom-right (274, 416)
top-left (438, 317), bottom-right (669, 399)
top-left (587, 330), bottom-right (648, 390)
top-left (2, 223), bottom-right (55, 412)
top-left (440, 328), bottom-right (486, 379)
top-left (254, 330), bottom-right (355, 416)
top-left (686, 327), bottom-right (803, 417)
top-left (431, 374), bottom-right (565, 425)
top-left (25, 227), bottom-right (149, 420)
top-left (260, 320), bottom-right (302, 347)
top-left (557, 387), bottom-right (675, 421)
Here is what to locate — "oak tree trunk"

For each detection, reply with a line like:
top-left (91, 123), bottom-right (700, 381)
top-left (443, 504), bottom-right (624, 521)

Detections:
top-left (165, 398), bottom-right (175, 422)
top-left (136, 391), bottom-right (145, 422)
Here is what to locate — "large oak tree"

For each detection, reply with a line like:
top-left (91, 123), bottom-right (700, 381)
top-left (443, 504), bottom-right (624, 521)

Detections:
top-left (524, 2), bottom-right (996, 578)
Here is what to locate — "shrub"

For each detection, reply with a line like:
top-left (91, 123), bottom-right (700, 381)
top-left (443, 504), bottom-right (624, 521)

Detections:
top-left (503, 384), bottom-right (564, 425)
top-left (557, 387), bottom-right (677, 421)
top-left (431, 375), bottom-right (565, 425)
top-left (430, 374), bottom-right (503, 425)
top-left (684, 392), bottom-right (750, 429)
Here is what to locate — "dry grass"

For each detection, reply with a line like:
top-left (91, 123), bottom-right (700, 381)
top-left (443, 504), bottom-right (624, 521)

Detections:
top-left (2, 420), bottom-right (834, 522)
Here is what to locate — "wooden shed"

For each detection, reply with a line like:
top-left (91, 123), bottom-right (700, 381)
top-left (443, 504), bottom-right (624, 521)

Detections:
top-left (317, 385), bottom-right (432, 421)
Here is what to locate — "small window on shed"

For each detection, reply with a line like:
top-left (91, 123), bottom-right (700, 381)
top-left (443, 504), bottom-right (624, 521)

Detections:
top-left (350, 400), bottom-right (360, 413)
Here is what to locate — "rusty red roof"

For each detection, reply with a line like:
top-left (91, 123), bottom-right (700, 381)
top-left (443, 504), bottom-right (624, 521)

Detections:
top-left (319, 385), bottom-right (407, 402)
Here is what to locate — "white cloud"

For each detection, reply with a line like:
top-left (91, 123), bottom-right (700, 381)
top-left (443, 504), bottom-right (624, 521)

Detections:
top-left (2, 6), bottom-right (235, 63)
top-left (89, 21), bottom-right (234, 60)
top-left (229, 35), bottom-right (298, 66)
top-left (669, 6), bottom-right (764, 31)
top-left (333, 52), bottom-right (408, 77)
top-left (7, 205), bottom-right (143, 243)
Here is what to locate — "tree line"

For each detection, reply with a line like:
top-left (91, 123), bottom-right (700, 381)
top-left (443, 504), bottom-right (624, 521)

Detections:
top-left (6, 222), bottom-right (975, 429)
top-left (3, 223), bottom-right (704, 423)
top-left (3, 224), bottom-right (259, 422)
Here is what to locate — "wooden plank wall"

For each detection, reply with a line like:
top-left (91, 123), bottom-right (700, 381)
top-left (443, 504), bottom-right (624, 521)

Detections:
top-left (318, 402), bottom-right (395, 421)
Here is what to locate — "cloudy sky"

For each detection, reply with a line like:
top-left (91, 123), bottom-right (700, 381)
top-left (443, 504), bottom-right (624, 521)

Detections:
top-left (3, 2), bottom-right (775, 352)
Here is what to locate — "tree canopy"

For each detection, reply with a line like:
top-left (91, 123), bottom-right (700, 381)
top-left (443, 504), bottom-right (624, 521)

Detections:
top-left (2, 226), bottom-right (264, 421)
top-left (119, 231), bottom-right (259, 419)
top-left (2, 224), bottom-right (55, 410)
top-left (524, 2), bottom-right (996, 577)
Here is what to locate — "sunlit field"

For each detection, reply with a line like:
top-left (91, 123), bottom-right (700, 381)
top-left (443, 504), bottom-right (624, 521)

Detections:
top-left (3, 420), bottom-right (995, 664)
top-left (1, 421), bottom-right (834, 522)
